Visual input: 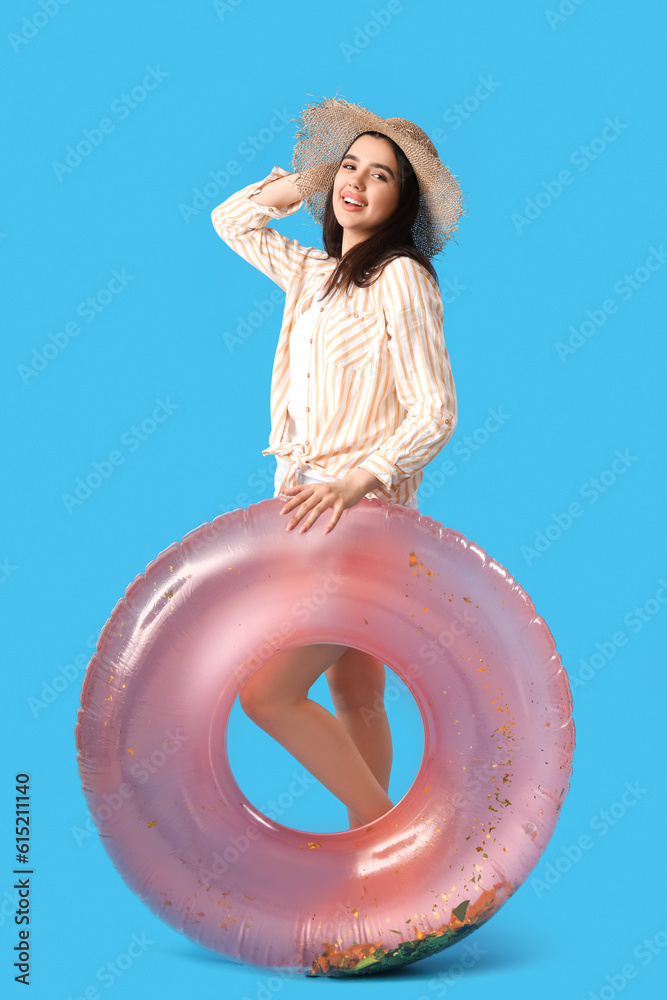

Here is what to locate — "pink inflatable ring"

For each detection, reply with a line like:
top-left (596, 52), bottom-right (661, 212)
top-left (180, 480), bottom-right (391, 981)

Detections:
top-left (76, 498), bottom-right (575, 977)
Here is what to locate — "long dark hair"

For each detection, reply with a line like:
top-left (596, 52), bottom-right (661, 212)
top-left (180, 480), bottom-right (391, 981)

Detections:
top-left (319, 131), bottom-right (438, 299)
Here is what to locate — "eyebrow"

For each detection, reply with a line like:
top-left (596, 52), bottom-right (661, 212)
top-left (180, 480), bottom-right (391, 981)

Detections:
top-left (342, 153), bottom-right (396, 180)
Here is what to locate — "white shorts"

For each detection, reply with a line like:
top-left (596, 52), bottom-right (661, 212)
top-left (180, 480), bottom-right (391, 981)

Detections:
top-left (272, 454), bottom-right (419, 509)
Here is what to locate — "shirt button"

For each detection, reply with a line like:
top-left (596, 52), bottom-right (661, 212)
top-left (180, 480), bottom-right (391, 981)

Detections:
top-left (320, 307), bottom-right (324, 311)
top-left (305, 406), bottom-right (310, 412)
top-left (305, 440), bottom-right (310, 446)
top-left (309, 338), bottom-right (313, 344)
top-left (306, 372), bottom-right (310, 377)
top-left (353, 312), bottom-right (359, 318)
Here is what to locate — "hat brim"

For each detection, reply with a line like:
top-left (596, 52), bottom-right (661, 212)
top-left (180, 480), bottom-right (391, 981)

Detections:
top-left (291, 95), bottom-right (464, 258)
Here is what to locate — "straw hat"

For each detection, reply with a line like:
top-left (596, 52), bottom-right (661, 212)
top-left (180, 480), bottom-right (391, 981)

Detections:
top-left (291, 94), bottom-right (464, 258)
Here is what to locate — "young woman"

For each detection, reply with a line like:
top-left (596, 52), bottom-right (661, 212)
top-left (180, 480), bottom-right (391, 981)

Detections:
top-left (211, 96), bottom-right (463, 830)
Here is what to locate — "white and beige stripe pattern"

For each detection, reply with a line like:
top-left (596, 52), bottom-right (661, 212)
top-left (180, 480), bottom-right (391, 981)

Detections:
top-left (211, 165), bottom-right (457, 508)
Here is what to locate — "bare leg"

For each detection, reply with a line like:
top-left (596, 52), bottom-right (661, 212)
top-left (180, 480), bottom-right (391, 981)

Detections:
top-left (325, 648), bottom-right (393, 829)
top-left (239, 643), bottom-right (394, 827)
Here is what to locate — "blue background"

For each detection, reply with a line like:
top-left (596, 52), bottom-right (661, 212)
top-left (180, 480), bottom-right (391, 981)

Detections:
top-left (3, 1), bottom-right (666, 997)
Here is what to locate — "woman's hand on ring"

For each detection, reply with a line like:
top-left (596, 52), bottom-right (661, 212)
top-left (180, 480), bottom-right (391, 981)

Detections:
top-left (280, 481), bottom-right (363, 535)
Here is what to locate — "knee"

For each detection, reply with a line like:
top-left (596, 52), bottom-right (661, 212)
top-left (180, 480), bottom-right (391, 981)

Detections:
top-left (239, 673), bottom-right (276, 725)
top-left (327, 653), bottom-right (386, 714)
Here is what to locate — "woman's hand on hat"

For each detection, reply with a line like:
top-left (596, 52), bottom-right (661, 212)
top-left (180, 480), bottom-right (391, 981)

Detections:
top-left (279, 468), bottom-right (382, 535)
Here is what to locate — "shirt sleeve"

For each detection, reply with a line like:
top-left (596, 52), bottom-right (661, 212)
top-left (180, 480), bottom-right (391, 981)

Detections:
top-left (357, 256), bottom-right (457, 491)
top-left (210, 165), bottom-right (311, 292)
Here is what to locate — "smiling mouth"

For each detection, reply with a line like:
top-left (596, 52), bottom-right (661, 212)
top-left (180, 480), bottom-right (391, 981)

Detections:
top-left (342, 195), bottom-right (366, 208)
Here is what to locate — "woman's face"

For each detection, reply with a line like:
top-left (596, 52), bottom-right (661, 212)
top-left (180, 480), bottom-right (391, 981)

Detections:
top-left (332, 134), bottom-right (400, 247)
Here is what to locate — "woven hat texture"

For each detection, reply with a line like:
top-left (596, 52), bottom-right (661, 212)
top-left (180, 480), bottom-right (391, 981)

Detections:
top-left (291, 95), bottom-right (464, 258)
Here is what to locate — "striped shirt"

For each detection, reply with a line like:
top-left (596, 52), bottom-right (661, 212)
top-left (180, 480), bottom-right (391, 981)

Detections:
top-left (284, 294), bottom-right (329, 472)
top-left (211, 165), bottom-right (457, 508)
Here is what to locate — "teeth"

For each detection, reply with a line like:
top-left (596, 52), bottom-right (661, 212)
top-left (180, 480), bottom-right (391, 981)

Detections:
top-left (344, 197), bottom-right (364, 206)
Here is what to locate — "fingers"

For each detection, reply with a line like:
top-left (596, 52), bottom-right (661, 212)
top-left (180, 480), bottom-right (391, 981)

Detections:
top-left (324, 509), bottom-right (342, 535)
top-left (288, 496), bottom-right (323, 533)
top-left (296, 504), bottom-right (334, 534)
top-left (312, 499), bottom-right (346, 534)
top-left (279, 488), bottom-right (317, 532)
top-left (281, 490), bottom-right (343, 534)
top-left (279, 487), bottom-right (313, 520)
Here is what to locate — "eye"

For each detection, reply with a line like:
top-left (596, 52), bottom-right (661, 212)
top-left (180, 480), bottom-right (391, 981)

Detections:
top-left (341, 162), bottom-right (386, 181)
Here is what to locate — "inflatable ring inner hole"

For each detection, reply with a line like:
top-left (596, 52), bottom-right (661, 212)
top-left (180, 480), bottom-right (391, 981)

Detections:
top-left (222, 643), bottom-right (426, 834)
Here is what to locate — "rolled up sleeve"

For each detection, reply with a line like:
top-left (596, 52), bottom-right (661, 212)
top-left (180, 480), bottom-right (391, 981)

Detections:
top-left (211, 166), bottom-right (309, 291)
top-left (358, 256), bottom-right (457, 489)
